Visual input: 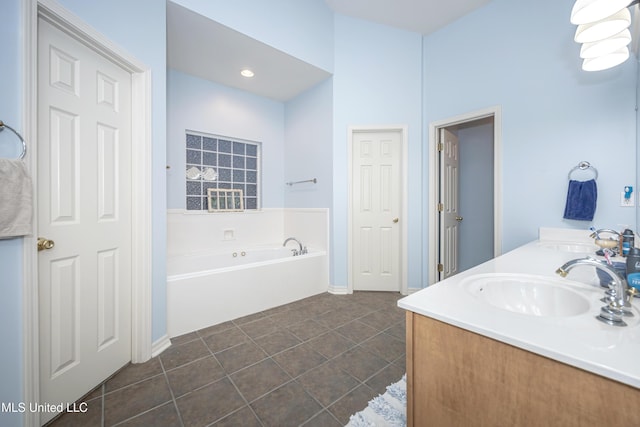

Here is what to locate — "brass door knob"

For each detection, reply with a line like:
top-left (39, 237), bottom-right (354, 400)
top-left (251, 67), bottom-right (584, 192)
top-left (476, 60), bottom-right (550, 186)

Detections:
top-left (455, 216), bottom-right (463, 222)
top-left (37, 237), bottom-right (55, 251)
top-left (393, 218), bottom-right (399, 223)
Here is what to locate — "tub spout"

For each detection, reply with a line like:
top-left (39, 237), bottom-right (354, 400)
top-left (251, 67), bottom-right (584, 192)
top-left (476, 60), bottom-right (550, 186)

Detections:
top-left (283, 237), bottom-right (303, 255)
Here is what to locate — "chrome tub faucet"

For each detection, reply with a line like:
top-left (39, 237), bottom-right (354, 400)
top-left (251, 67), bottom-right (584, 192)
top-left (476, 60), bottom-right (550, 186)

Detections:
top-left (556, 257), bottom-right (632, 326)
top-left (283, 237), bottom-right (306, 256)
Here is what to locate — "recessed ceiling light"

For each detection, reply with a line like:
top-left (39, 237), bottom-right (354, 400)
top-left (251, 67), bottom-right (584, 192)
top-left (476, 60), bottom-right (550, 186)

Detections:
top-left (240, 69), bottom-right (254, 78)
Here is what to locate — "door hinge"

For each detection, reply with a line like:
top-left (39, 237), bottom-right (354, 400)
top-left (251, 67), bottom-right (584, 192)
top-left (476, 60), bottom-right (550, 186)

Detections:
top-left (437, 203), bottom-right (444, 212)
top-left (437, 142), bottom-right (444, 151)
top-left (437, 263), bottom-right (444, 272)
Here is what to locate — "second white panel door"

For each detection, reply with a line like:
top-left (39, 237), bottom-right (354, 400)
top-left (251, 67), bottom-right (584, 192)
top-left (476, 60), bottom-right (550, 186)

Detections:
top-left (352, 130), bottom-right (402, 292)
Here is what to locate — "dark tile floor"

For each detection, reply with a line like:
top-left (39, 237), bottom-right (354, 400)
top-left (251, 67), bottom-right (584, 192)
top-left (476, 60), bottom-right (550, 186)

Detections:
top-left (48, 291), bottom-right (406, 427)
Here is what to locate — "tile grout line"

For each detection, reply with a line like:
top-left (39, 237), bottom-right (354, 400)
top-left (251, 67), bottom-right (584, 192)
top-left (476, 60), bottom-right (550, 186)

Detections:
top-left (108, 357), bottom-right (186, 427)
top-left (203, 331), bottom-right (404, 424)
top-left (221, 333), bottom-right (270, 427)
top-left (209, 297), bottom-right (383, 425)
top-left (158, 351), bottom-right (186, 427)
top-left (254, 308), bottom-right (384, 423)
top-left (195, 296), bottom-right (403, 424)
top-left (212, 315), bottom-right (282, 426)
top-left (215, 305), bottom-right (349, 426)
top-left (100, 383), bottom-right (105, 427)
top-left (50, 293), bottom-right (404, 427)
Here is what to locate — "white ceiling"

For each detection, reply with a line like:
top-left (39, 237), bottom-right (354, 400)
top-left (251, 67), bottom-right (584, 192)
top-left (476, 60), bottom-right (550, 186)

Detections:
top-left (167, 0), bottom-right (491, 102)
top-left (324, 0), bottom-right (492, 35)
top-left (167, 2), bottom-right (331, 102)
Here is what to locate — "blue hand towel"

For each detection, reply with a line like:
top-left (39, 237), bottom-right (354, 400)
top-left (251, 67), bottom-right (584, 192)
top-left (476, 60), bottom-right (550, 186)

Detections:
top-left (563, 179), bottom-right (597, 221)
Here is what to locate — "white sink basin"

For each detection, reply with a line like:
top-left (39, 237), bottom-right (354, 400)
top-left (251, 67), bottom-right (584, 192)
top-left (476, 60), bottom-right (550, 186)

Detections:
top-left (462, 274), bottom-right (591, 317)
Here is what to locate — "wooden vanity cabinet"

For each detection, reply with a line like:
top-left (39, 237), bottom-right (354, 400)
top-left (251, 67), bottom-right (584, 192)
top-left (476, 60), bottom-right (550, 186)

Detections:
top-left (405, 311), bottom-right (640, 427)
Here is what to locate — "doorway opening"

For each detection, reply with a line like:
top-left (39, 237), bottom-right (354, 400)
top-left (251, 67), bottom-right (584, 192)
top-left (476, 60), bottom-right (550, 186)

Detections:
top-left (428, 107), bottom-right (502, 285)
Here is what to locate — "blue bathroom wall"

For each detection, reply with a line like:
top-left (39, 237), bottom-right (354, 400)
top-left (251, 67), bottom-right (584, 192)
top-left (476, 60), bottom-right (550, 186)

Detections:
top-left (332, 14), bottom-right (423, 289)
top-left (0, 235), bottom-right (22, 427)
top-left (1, 3), bottom-right (636, 423)
top-left (167, 69), bottom-right (286, 208)
top-left (284, 78), bottom-right (334, 208)
top-left (0, 3), bottom-right (27, 425)
top-left (423, 0), bottom-right (637, 260)
top-left (0, 4), bottom-right (24, 416)
top-left (169, 0), bottom-right (334, 73)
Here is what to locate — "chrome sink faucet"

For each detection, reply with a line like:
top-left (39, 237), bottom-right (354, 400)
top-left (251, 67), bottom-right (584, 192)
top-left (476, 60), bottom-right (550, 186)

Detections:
top-left (556, 257), bottom-right (632, 326)
top-left (283, 237), bottom-right (305, 256)
top-left (589, 228), bottom-right (621, 240)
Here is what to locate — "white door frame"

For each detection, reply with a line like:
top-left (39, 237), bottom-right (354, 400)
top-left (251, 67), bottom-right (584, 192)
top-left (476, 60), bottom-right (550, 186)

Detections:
top-left (428, 106), bottom-right (503, 285)
top-left (347, 125), bottom-right (408, 295)
top-left (22, 1), bottom-right (153, 425)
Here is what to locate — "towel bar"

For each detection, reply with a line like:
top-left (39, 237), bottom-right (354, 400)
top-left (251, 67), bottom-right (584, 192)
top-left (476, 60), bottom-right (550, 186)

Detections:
top-left (0, 120), bottom-right (27, 160)
top-left (568, 161), bottom-right (597, 180)
top-left (286, 178), bottom-right (317, 186)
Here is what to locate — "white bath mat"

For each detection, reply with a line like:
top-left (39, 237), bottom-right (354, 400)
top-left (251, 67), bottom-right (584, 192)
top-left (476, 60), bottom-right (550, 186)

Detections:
top-left (345, 374), bottom-right (407, 427)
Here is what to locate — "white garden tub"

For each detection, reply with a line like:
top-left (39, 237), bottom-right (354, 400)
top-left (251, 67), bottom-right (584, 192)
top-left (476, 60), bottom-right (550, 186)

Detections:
top-left (167, 247), bottom-right (328, 337)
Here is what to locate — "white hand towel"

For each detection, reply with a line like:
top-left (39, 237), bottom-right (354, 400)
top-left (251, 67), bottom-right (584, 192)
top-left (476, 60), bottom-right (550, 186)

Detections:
top-left (0, 159), bottom-right (33, 238)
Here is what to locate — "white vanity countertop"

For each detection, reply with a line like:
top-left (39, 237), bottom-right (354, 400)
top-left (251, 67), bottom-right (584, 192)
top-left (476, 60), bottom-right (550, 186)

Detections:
top-left (398, 228), bottom-right (640, 389)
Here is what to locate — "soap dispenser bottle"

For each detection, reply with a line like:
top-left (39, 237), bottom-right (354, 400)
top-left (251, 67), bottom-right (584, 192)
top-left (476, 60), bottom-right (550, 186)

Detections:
top-left (625, 247), bottom-right (640, 292)
top-left (622, 228), bottom-right (635, 257)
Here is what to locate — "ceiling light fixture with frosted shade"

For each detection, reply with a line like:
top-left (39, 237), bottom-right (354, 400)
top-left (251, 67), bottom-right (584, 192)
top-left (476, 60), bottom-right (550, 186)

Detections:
top-left (570, 0), bottom-right (638, 71)
top-left (573, 8), bottom-right (631, 43)
top-left (571, 0), bottom-right (632, 24)
top-left (580, 28), bottom-right (631, 58)
top-left (240, 69), bottom-right (255, 78)
top-left (582, 46), bottom-right (630, 71)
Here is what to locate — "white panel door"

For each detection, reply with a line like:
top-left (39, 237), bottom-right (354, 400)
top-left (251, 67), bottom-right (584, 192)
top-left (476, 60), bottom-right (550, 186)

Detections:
top-left (439, 128), bottom-right (460, 280)
top-left (38, 18), bottom-right (132, 423)
top-left (352, 130), bottom-right (402, 291)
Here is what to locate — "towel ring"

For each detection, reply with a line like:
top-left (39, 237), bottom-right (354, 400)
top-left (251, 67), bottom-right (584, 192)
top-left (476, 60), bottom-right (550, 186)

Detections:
top-left (0, 120), bottom-right (27, 160)
top-left (568, 161), bottom-right (597, 181)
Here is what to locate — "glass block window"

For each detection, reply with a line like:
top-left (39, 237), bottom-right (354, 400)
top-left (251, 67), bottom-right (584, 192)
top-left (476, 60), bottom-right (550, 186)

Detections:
top-left (185, 132), bottom-right (260, 210)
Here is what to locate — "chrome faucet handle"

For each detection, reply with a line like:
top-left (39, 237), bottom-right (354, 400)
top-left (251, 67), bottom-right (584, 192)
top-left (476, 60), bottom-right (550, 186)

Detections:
top-left (601, 281), bottom-right (633, 314)
top-left (291, 249), bottom-right (299, 256)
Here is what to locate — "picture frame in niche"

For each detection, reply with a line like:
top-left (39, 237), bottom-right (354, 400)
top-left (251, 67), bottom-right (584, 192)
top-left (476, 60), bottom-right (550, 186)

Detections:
top-left (207, 188), bottom-right (244, 212)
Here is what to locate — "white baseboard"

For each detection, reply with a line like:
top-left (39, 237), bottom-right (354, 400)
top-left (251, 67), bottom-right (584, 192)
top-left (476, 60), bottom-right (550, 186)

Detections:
top-left (328, 285), bottom-right (350, 295)
top-left (151, 334), bottom-right (171, 358)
